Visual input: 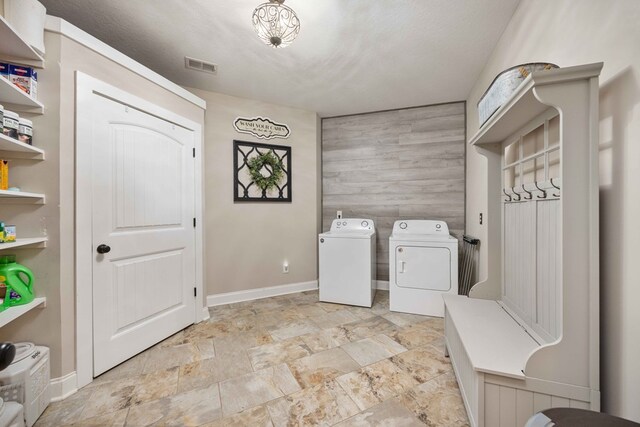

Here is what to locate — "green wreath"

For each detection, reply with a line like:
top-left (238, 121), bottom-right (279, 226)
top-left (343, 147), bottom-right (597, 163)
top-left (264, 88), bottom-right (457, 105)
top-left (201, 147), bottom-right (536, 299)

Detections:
top-left (247, 151), bottom-right (285, 193)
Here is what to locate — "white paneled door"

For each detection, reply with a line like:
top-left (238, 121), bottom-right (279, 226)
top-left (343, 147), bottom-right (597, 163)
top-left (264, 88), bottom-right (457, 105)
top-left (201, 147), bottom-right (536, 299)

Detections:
top-left (91, 96), bottom-right (196, 376)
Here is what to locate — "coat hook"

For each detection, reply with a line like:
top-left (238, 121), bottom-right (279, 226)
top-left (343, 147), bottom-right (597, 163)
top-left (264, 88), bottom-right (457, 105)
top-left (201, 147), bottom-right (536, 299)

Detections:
top-left (522, 184), bottom-right (533, 200)
top-left (534, 181), bottom-right (547, 199)
top-left (512, 186), bottom-right (522, 201)
top-left (550, 178), bottom-right (560, 197)
top-left (503, 188), bottom-right (512, 202)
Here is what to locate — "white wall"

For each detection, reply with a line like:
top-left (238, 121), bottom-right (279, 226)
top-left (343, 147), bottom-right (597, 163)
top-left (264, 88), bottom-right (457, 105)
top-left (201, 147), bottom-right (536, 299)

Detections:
top-left (187, 89), bottom-right (321, 297)
top-left (465, 0), bottom-right (640, 421)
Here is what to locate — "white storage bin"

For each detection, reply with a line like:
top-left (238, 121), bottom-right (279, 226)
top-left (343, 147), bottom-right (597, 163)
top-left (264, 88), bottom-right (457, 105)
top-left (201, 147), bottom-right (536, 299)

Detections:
top-left (0, 345), bottom-right (50, 427)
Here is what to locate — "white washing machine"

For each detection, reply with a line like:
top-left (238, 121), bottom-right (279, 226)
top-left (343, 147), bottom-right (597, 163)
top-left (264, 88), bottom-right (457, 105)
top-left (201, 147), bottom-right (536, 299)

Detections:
top-left (389, 220), bottom-right (458, 317)
top-left (319, 218), bottom-right (376, 307)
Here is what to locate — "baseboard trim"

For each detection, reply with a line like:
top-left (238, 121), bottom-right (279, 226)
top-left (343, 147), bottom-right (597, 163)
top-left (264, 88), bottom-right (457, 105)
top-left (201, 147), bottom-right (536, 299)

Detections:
top-left (376, 280), bottom-right (389, 290)
top-left (207, 280), bottom-right (318, 307)
top-left (201, 306), bottom-right (210, 322)
top-left (49, 371), bottom-right (77, 402)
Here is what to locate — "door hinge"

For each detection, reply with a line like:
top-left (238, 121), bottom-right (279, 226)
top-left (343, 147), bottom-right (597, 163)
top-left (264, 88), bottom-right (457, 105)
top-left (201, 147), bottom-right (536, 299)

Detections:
top-left (194, 287), bottom-right (197, 297)
top-left (193, 147), bottom-right (196, 158)
top-left (193, 217), bottom-right (196, 228)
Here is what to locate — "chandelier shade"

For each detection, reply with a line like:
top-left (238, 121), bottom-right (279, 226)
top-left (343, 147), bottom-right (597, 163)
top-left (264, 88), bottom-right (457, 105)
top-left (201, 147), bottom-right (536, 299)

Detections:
top-left (252, 0), bottom-right (300, 48)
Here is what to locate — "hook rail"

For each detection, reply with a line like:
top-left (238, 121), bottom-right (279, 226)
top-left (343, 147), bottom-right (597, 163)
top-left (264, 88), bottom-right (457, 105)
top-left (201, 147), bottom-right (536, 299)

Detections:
top-left (503, 180), bottom-right (560, 202)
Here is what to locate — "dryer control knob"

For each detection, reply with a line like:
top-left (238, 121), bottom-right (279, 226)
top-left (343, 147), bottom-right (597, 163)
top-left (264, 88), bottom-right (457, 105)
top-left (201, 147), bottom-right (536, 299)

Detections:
top-left (399, 222), bottom-right (408, 229)
top-left (361, 220), bottom-right (369, 227)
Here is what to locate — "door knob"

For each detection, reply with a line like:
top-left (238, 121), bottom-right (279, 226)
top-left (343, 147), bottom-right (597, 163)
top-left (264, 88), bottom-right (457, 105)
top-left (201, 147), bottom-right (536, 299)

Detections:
top-left (97, 244), bottom-right (111, 254)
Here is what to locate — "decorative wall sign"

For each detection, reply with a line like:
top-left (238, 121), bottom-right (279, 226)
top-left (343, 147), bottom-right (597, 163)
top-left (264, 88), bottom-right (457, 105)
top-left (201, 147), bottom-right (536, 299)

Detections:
top-left (233, 116), bottom-right (291, 140)
top-left (234, 140), bottom-right (291, 202)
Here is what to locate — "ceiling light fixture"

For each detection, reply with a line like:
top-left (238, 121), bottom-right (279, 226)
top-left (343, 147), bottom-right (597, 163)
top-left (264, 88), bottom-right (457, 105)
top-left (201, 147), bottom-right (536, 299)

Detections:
top-left (252, 0), bottom-right (300, 48)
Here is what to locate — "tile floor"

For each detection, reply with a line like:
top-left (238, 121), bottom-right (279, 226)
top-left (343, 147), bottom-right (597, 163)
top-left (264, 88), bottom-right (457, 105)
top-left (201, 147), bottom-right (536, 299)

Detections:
top-left (35, 290), bottom-right (469, 426)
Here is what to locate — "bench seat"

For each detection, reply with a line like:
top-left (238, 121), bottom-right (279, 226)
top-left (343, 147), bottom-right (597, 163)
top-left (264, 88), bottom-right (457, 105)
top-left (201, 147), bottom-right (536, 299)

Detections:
top-left (443, 294), bottom-right (540, 380)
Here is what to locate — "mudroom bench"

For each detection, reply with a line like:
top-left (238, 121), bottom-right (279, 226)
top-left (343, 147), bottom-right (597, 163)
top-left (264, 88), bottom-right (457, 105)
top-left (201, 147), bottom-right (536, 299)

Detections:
top-left (445, 63), bottom-right (602, 427)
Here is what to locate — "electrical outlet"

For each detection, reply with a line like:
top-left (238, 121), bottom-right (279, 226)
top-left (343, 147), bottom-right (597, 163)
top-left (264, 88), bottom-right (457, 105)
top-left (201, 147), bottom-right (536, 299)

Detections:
top-left (283, 262), bottom-right (289, 273)
top-left (337, 210), bottom-right (342, 219)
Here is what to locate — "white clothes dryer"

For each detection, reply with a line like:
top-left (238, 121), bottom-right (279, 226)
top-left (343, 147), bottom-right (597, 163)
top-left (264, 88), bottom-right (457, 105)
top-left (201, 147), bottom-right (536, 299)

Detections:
top-left (389, 220), bottom-right (458, 317)
top-left (319, 218), bottom-right (376, 307)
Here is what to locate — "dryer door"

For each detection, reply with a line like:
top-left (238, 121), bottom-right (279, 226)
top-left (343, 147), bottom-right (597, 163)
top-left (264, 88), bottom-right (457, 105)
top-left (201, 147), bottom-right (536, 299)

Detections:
top-left (396, 245), bottom-right (451, 291)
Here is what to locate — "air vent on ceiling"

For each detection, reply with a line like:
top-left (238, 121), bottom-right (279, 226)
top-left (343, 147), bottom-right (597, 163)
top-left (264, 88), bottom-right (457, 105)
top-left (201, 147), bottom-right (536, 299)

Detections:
top-left (184, 56), bottom-right (218, 74)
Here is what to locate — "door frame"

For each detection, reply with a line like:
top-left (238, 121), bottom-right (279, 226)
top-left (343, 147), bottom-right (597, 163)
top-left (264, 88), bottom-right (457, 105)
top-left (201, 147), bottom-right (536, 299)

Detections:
top-left (75, 72), bottom-right (205, 388)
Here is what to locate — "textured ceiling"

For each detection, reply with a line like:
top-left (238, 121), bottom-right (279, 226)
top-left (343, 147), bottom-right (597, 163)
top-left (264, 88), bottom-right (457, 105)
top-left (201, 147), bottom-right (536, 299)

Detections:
top-left (40, 0), bottom-right (521, 117)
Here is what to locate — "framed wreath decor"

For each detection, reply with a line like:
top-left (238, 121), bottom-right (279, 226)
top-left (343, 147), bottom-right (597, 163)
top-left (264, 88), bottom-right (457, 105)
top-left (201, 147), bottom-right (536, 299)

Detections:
top-left (233, 140), bottom-right (291, 202)
top-left (247, 151), bottom-right (284, 192)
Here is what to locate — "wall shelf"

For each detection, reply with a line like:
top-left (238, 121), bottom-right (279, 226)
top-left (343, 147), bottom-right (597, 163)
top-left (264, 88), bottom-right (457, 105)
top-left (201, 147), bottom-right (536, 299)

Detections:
top-left (0, 15), bottom-right (47, 332)
top-left (469, 63), bottom-right (604, 146)
top-left (0, 189), bottom-right (45, 203)
top-left (0, 15), bottom-right (44, 68)
top-left (0, 297), bottom-right (46, 328)
top-left (0, 133), bottom-right (44, 160)
top-left (0, 77), bottom-right (44, 115)
top-left (0, 237), bottom-right (47, 250)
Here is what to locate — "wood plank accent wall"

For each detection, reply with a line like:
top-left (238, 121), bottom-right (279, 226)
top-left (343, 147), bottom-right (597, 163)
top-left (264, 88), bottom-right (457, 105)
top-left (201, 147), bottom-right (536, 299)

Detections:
top-left (322, 102), bottom-right (466, 280)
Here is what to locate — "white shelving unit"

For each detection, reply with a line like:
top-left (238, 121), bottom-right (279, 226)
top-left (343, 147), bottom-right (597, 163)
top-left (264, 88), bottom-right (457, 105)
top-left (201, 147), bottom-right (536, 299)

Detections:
top-left (0, 297), bottom-right (46, 328)
top-left (0, 133), bottom-right (44, 160)
top-left (0, 237), bottom-right (47, 250)
top-left (0, 16), bottom-right (47, 330)
top-left (0, 76), bottom-right (44, 114)
top-left (0, 189), bottom-right (45, 203)
top-left (0, 15), bottom-right (44, 68)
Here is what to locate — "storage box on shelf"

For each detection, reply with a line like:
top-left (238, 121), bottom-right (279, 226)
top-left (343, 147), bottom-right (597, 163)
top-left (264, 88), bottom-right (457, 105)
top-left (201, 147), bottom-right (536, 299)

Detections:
top-left (444, 63), bottom-right (602, 427)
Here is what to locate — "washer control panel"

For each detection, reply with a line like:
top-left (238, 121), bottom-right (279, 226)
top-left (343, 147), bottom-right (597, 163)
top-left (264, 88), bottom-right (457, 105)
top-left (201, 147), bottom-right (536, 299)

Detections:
top-left (392, 220), bottom-right (449, 236)
top-left (330, 218), bottom-right (375, 232)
